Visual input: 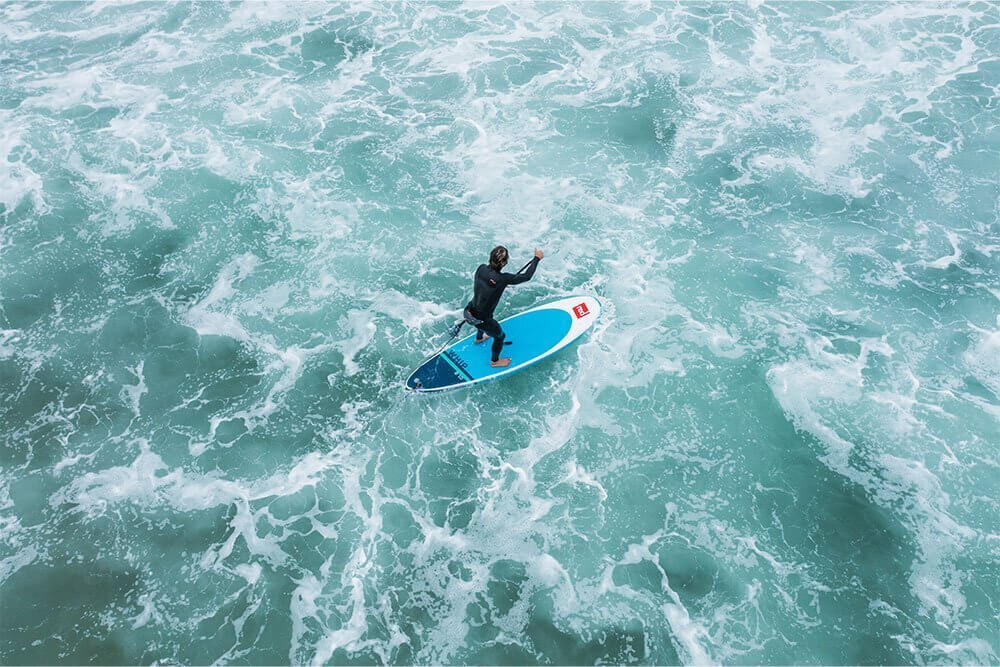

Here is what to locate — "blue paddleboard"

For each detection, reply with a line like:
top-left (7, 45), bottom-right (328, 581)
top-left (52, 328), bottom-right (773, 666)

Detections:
top-left (405, 295), bottom-right (602, 392)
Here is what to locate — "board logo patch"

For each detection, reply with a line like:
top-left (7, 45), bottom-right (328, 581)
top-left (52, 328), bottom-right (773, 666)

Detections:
top-left (572, 302), bottom-right (590, 319)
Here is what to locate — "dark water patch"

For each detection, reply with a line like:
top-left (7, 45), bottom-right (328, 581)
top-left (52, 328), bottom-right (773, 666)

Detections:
top-left (756, 402), bottom-right (927, 659)
top-left (163, 53), bottom-right (271, 94)
top-left (115, 227), bottom-right (189, 290)
top-left (608, 106), bottom-right (677, 160)
top-left (300, 27), bottom-right (372, 67)
top-left (184, 585), bottom-right (262, 662)
top-left (962, 375), bottom-right (997, 404)
top-left (0, 261), bottom-right (107, 333)
top-left (524, 599), bottom-right (654, 665)
top-left (599, 467), bottom-right (673, 546)
top-left (949, 546), bottom-right (1000, 644)
top-left (377, 38), bottom-right (424, 65)
top-left (267, 515), bottom-right (334, 567)
top-left (72, 104), bottom-right (121, 130)
top-left (133, 562), bottom-right (296, 664)
top-left (671, 243), bottom-right (791, 308)
top-left (759, 385), bottom-right (916, 567)
top-left (70, 25), bottom-right (154, 62)
top-left (816, 473), bottom-right (911, 567)
top-left (505, 55), bottom-right (563, 88)
top-left (289, 358), bottom-right (353, 412)
top-left (900, 269), bottom-right (1000, 320)
top-left (0, 561), bottom-right (138, 665)
top-left (1, 293), bottom-right (50, 329)
top-left (289, 369), bottom-right (387, 443)
top-left (1, 43), bottom-right (71, 76)
top-left (789, 186), bottom-right (857, 218)
top-left (684, 358), bottom-right (935, 657)
top-left (0, 85), bottom-right (30, 109)
top-left (464, 594), bottom-right (502, 648)
top-left (420, 444), bottom-right (480, 529)
top-left (213, 416), bottom-right (246, 444)
top-left (612, 558), bottom-right (662, 594)
top-left (0, 191), bottom-right (39, 220)
top-left (0, 353), bottom-right (138, 473)
top-left (687, 150), bottom-right (744, 197)
top-left (849, 629), bottom-right (916, 666)
top-left (0, 362), bottom-right (62, 467)
top-left (445, 495), bottom-right (477, 530)
top-left (962, 241), bottom-right (1000, 276)
top-left (267, 485), bottom-right (318, 522)
top-left (307, 126), bottom-right (379, 182)
top-left (313, 473), bottom-right (348, 514)
top-left (487, 559), bottom-right (528, 616)
top-left (8, 470), bottom-right (50, 527)
top-left (141, 338), bottom-right (200, 409)
top-left (410, 72), bottom-right (472, 101)
top-left (190, 419), bottom-right (317, 480)
top-left (659, 542), bottom-right (736, 602)
top-left (549, 74), bottom-right (681, 163)
top-left (145, 504), bottom-right (235, 555)
top-left (381, 501), bottom-right (421, 548)
top-left (97, 301), bottom-right (171, 357)
top-left (155, 2), bottom-right (193, 34)
top-left (379, 451), bottom-right (410, 490)
top-left (194, 333), bottom-right (260, 377)
top-left (809, 309), bottom-right (886, 343)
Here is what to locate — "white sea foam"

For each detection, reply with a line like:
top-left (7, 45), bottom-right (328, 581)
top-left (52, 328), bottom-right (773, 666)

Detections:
top-left (73, 164), bottom-right (175, 236)
top-left (51, 440), bottom-right (346, 571)
top-left (964, 318), bottom-right (1000, 401)
top-left (925, 231), bottom-right (962, 270)
top-left (0, 118), bottom-right (48, 215)
top-left (119, 361), bottom-right (147, 418)
top-left (337, 309), bottom-right (376, 377)
top-left (0, 544), bottom-right (38, 586)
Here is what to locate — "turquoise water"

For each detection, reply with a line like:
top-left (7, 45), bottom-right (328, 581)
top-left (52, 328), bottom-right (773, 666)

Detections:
top-left (1, 2), bottom-right (998, 664)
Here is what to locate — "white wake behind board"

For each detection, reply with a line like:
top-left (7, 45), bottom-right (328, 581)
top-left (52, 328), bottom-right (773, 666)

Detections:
top-left (405, 295), bottom-right (602, 393)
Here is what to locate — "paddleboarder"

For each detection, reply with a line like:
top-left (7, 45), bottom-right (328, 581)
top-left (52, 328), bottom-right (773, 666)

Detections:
top-left (464, 246), bottom-right (544, 367)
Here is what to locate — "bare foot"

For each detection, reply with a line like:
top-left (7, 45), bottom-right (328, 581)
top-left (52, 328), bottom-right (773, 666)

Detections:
top-left (490, 358), bottom-right (511, 368)
top-left (474, 335), bottom-right (489, 345)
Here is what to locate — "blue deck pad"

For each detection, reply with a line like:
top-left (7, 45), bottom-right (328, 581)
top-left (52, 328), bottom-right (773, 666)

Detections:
top-left (449, 308), bottom-right (571, 380)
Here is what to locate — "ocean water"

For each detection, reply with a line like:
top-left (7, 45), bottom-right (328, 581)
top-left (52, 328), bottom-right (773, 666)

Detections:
top-left (1, 1), bottom-right (998, 664)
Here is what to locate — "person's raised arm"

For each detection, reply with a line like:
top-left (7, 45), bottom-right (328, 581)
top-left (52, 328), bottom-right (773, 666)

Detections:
top-left (502, 248), bottom-right (544, 285)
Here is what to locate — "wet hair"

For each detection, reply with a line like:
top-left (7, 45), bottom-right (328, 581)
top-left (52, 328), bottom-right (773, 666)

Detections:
top-left (489, 245), bottom-right (508, 270)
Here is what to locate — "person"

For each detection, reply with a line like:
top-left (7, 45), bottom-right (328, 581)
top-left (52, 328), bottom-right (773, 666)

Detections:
top-left (464, 245), bottom-right (544, 367)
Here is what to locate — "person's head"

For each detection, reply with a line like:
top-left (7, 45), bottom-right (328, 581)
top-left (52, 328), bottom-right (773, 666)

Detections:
top-left (489, 245), bottom-right (508, 270)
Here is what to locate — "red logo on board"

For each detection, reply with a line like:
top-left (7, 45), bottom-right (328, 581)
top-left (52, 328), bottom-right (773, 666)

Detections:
top-left (572, 303), bottom-right (589, 319)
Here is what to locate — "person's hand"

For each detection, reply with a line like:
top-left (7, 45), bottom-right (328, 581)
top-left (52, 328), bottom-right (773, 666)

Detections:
top-left (534, 248), bottom-right (544, 259)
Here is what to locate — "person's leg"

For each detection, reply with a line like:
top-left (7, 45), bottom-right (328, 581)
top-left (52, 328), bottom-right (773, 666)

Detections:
top-left (475, 322), bottom-right (514, 348)
top-left (483, 319), bottom-right (508, 365)
top-left (465, 309), bottom-right (489, 344)
top-left (490, 329), bottom-right (505, 361)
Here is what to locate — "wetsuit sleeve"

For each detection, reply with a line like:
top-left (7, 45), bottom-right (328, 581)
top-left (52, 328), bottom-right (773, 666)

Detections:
top-left (501, 256), bottom-right (540, 285)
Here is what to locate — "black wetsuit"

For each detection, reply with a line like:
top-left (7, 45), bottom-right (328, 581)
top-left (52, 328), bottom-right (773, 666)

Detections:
top-left (465, 257), bottom-right (540, 362)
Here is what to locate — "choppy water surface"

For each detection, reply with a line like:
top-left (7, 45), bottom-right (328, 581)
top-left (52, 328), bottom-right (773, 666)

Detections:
top-left (2, 2), bottom-right (998, 664)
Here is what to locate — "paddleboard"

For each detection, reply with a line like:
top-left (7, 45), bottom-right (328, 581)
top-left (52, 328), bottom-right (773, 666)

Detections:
top-left (405, 295), bottom-right (601, 393)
